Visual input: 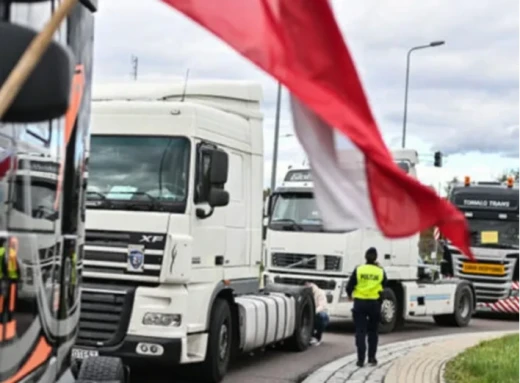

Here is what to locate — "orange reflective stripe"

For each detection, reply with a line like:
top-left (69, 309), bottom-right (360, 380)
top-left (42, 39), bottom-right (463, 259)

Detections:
top-left (0, 320), bottom-right (16, 341)
top-left (0, 294), bottom-right (4, 313)
top-left (3, 337), bottom-right (52, 383)
top-left (54, 64), bottom-right (85, 211)
top-left (65, 64), bottom-right (85, 145)
top-left (9, 282), bottom-right (16, 311)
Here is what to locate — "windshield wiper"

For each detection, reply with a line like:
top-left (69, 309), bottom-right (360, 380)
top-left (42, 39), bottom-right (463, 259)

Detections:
top-left (86, 191), bottom-right (107, 200)
top-left (110, 191), bottom-right (167, 211)
top-left (32, 205), bottom-right (58, 220)
top-left (271, 218), bottom-right (304, 231)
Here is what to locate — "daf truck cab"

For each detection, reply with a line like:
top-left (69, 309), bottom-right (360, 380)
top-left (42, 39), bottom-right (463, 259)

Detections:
top-left (263, 149), bottom-right (476, 333)
top-left (73, 81), bottom-right (317, 383)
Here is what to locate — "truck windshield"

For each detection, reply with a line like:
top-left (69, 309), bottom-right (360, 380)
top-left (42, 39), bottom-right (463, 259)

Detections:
top-left (87, 136), bottom-right (190, 212)
top-left (270, 192), bottom-right (344, 232)
top-left (467, 218), bottom-right (519, 249)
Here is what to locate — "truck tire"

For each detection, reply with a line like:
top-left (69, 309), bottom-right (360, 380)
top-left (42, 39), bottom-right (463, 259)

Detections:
top-left (433, 283), bottom-right (473, 327)
top-left (76, 356), bottom-right (125, 382)
top-left (199, 298), bottom-right (233, 383)
top-left (286, 290), bottom-right (314, 351)
top-left (379, 288), bottom-right (398, 334)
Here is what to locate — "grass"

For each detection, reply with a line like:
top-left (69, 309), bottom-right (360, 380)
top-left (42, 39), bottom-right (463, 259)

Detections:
top-left (444, 334), bottom-right (519, 383)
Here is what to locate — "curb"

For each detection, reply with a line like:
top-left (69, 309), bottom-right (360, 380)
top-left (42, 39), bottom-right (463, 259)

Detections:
top-left (302, 330), bottom-right (519, 383)
top-left (439, 361), bottom-right (448, 383)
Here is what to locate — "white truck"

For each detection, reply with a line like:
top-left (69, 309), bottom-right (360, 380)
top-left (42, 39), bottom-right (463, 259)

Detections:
top-left (263, 150), bottom-right (476, 333)
top-left (72, 81), bottom-right (317, 383)
top-left (0, 132), bottom-right (61, 303)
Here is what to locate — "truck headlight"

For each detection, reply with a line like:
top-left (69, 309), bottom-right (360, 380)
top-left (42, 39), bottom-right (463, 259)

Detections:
top-left (510, 289), bottom-right (519, 298)
top-left (142, 313), bottom-right (182, 327)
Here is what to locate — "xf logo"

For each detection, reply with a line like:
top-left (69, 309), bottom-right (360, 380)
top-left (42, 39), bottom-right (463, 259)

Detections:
top-left (140, 235), bottom-right (164, 243)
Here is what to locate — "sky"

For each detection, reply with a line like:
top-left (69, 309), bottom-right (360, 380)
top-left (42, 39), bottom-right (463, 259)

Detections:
top-left (92, 0), bottom-right (519, 194)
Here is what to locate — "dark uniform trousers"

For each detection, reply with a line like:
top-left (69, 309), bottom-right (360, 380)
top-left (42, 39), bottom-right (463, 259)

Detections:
top-left (352, 298), bottom-right (381, 362)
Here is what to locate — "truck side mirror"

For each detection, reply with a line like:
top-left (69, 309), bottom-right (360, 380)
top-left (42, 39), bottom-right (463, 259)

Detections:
top-left (208, 188), bottom-right (229, 208)
top-left (209, 149), bottom-right (228, 185)
top-left (267, 193), bottom-right (276, 217)
top-left (0, 22), bottom-right (74, 123)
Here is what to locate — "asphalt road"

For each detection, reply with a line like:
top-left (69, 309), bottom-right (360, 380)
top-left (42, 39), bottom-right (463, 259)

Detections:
top-left (134, 313), bottom-right (518, 383)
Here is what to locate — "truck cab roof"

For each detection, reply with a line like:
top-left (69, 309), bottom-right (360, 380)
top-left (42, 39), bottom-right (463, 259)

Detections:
top-left (92, 80), bottom-right (263, 119)
top-left (90, 80), bottom-right (264, 155)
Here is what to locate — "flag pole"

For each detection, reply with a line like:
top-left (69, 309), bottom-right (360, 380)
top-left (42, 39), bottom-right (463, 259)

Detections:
top-left (0, 0), bottom-right (78, 120)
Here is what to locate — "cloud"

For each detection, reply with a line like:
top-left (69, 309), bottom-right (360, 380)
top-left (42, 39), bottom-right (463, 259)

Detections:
top-left (92, 0), bottom-right (519, 187)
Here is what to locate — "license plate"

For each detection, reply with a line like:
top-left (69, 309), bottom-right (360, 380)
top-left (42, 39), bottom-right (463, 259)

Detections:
top-left (71, 348), bottom-right (99, 360)
top-left (462, 262), bottom-right (505, 276)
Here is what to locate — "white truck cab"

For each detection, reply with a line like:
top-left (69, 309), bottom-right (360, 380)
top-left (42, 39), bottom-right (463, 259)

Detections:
top-left (0, 131), bottom-right (61, 302)
top-left (73, 81), bottom-right (316, 383)
top-left (263, 149), bottom-right (476, 333)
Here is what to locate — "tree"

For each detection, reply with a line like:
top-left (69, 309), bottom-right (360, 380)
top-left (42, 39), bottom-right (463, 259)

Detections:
top-left (497, 168), bottom-right (519, 182)
top-left (443, 176), bottom-right (459, 196)
top-left (263, 188), bottom-right (271, 201)
top-left (419, 227), bottom-right (436, 259)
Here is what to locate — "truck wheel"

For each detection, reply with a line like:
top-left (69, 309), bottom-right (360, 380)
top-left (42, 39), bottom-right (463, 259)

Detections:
top-left (76, 356), bottom-right (125, 382)
top-left (433, 283), bottom-right (473, 327)
top-left (379, 288), bottom-right (398, 334)
top-left (200, 298), bottom-right (233, 383)
top-left (286, 290), bottom-right (314, 351)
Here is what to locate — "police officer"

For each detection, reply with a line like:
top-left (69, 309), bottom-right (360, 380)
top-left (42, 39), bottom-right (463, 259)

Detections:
top-left (345, 247), bottom-right (387, 367)
top-left (0, 237), bottom-right (19, 343)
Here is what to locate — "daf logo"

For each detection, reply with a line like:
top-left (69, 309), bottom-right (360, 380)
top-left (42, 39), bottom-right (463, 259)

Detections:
top-left (140, 235), bottom-right (164, 243)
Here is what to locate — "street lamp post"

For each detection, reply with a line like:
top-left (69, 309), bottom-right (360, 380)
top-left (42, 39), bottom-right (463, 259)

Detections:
top-left (270, 82), bottom-right (282, 192)
top-left (401, 40), bottom-right (445, 148)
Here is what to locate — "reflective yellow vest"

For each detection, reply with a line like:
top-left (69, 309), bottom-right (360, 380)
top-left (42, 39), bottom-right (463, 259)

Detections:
top-left (71, 252), bottom-right (77, 286)
top-left (0, 245), bottom-right (18, 280)
top-left (352, 264), bottom-right (384, 300)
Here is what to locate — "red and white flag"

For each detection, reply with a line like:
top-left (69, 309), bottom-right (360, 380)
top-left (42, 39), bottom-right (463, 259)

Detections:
top-left (161, 0), bottom-right (473, 258)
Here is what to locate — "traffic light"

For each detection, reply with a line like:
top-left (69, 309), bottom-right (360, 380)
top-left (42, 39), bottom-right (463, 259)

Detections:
top-left (433, 151), bottom-right (442, 167)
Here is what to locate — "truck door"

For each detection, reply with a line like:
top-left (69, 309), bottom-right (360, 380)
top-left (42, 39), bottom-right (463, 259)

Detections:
top-left (191, 142), bottom-right (226, 279)
top-left (223, 151), bottom-right (248, 269)
top-left (390, 237), bottom-right (413, 265)
top-left (364, 228), bottom-right (393, 268)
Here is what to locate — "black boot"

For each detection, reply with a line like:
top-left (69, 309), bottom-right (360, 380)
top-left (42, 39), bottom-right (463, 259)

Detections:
top-left (368, 358), bottom-right (378, 366)
top-left (356, 360), bottom-right (364, 368)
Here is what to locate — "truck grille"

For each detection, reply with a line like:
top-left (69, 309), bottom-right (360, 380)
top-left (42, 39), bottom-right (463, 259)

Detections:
top-left (272, 253), bottom-right (316, 270)
top-left (271, 253), bottom-right (342, 272)
top-left (324, 255), bottom-right (342, 271)
top-left (450, 248), bottom-right (518, 301)
top-left (77, 288), bottom-right (133, 347)
top-left (273, 276), bottom-right (336, 290)
top-left (83, 230), bottom-right (166, 284)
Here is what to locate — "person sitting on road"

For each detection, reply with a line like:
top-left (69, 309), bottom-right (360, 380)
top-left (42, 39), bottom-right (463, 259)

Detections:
top-left (305, 281), bottom-right (329, 346)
